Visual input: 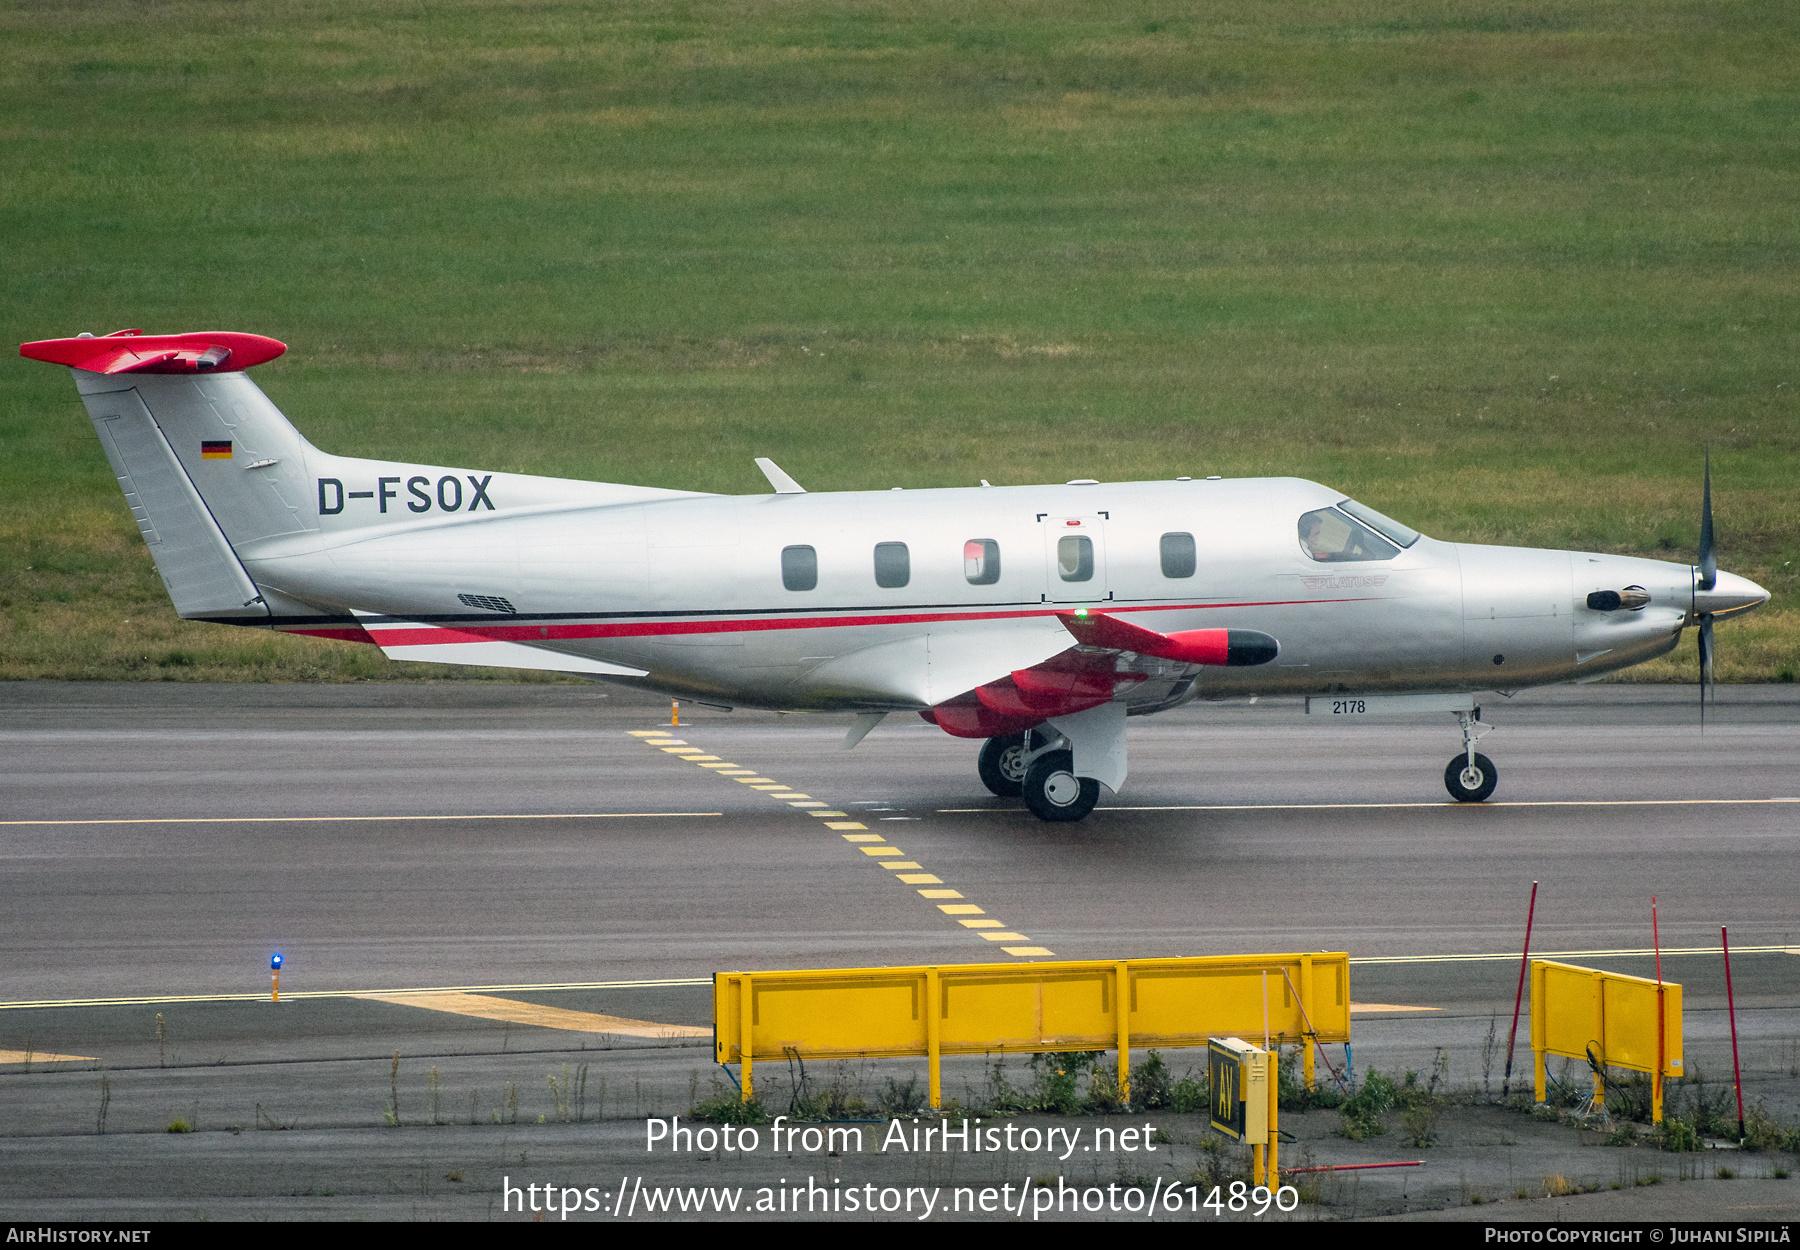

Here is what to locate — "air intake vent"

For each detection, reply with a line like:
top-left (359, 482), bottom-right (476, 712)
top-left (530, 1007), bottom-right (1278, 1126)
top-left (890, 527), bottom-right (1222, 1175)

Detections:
top-left (457, 593), bottom-right (516, 614)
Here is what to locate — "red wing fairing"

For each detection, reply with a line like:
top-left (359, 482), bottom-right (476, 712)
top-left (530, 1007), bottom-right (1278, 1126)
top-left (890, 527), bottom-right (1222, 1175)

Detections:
top-left (922, 614), bottom-right (1278, 738)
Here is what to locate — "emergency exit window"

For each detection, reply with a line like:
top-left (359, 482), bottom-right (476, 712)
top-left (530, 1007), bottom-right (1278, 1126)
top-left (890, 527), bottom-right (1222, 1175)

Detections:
top-left (873, 542), bottom-right (910, 588)
top-left (781, 545), bottom-right (817, 591)
top-left (1058, 535), bottom-right (1094, 582)
top-left (1160, 532), bottom-right (1196, 578)
top-left (964, 539), bottom-right (1000, 585)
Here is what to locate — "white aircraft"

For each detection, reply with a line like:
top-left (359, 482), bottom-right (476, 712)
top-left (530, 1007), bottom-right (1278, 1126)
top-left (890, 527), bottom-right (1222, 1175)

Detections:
top-left (23, 329), bottom-right (1770, 821)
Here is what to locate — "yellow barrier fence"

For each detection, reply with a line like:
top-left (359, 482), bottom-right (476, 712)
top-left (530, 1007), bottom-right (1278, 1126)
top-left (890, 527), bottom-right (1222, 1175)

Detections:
top-left (715, 952), bottom-right (1350, 1107)
top-left (1531, 959), bottom-right (1683, 1122)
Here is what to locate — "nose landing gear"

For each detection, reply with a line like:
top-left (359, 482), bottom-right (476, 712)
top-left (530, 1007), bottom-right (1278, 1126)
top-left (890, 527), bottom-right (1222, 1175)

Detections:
top-left (1445, 708), bottom-right (1498, 802)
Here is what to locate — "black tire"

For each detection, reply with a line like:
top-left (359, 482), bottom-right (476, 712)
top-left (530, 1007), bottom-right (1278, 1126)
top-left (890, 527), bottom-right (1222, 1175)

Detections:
top-left (1022, 750), bottom-right (1100, 822)
top-left (978, 734), bottom-right (1030, 797)
top-left (1444, 752), bottom-right (1498, 803)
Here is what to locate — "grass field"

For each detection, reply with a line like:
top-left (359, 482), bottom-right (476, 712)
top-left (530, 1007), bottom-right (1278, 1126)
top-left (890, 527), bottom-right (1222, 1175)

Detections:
top-left (2, 0), bottom-right (1795, 682)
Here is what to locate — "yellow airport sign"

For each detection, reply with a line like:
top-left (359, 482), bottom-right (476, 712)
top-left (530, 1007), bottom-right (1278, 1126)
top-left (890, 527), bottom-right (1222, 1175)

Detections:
top-left (1209, 1037), bottom-right (1279, 1186)
top-left (1531, 959), bottom-right (1682, 1122)
top-left (715, 951), bottom-right (1350, 1107)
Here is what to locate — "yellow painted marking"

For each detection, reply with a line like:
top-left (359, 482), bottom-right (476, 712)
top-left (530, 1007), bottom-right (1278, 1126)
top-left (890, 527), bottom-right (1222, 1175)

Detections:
top-left (628, 731), bottom-right (672, 738)
top-left (842, 834), bottom-right (883, 842)
top-left (0, 1050), bottom-right (96, 1064)
top-left (880, 862), bottom-right (923, 870)
top-left (2, 976), bottom-right (713, 1012)
top-left (861, 847), bottom-right (902, 856)
top-left (919, 890), bottom-right (963, 899)
top-left (0, 812), bottom-right (724, 828)
top-left (939, 905), bottom-right (984, 915)
top-left (790, 801), bottom-right (826, 808)
top-left (662, 748), bottom-right (704, 755)
top-left (684, 755), bottom-right (722, 762)
top-left (698, 762), bottom-right (740, 769)
top-left (356, 992), bottom-right (709, 1038)
top-left (825, 822), bottom-right (868, 831)
top-left (718, 770), bottom-right (757, 776)
top-left (769, 793), bottom-right (810, 799)
top-left (959, 919), bottom-right (1005, 929)
top-left (978, 932), bottom-right (1028, 942)
top-left (1004, 947), bottom-right (1055, 957)
top-left (1350, 1003), bottom-right (1442, 1014)
top-left (749, 784), bottom-right (787, 791)
top-left (655, 743), bottom-right (692, 750)
top-left (897, 874), bottom-right (944, 884)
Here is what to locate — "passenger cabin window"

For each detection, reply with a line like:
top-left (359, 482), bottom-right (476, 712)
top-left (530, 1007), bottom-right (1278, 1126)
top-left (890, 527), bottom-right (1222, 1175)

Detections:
top-left (873, 541), bottom-right (910, 588)
top-left (781, 545), bottom-right (818, 591)
top-left (1057, 534), bottom-right (1094, 582)
top-left (1160, 532), bottom-right (1196, 578)
top-left (1297, 508), bottom-right (1400, 563)
top-left (964, 539), bottom-right (1000, 585)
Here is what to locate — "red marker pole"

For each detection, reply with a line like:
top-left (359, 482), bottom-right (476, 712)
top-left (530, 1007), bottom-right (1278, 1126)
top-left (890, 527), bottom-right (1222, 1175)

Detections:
top-left (1722, 926), bottom-right (1745, 1139)
top-left (1501, 881), bottom-right (1538, 1100)
top-left (1653, 898), bottom-right (1664, 1123)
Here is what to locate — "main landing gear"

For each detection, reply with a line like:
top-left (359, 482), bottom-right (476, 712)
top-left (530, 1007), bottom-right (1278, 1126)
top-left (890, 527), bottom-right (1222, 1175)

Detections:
top-left (977, 734), bottom-right (1029, 798)
top-left (1444, 708), bottom-right (1498, 802)
top-left (979, 731), bottom-right (1101, 822)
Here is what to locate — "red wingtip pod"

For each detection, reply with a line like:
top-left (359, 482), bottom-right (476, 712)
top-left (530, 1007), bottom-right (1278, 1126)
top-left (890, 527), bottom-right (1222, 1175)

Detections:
top-left (19, 330), bottom-right (287, 375)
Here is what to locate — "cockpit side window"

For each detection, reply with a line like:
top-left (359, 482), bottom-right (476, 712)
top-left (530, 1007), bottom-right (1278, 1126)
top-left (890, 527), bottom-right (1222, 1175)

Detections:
top-left (1298, 508), bottom-right (1401, 563)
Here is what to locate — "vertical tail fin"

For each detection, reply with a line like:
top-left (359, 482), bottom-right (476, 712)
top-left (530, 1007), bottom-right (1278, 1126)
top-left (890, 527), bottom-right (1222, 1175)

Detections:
top-left (23, 330), bottom-right (312, 620)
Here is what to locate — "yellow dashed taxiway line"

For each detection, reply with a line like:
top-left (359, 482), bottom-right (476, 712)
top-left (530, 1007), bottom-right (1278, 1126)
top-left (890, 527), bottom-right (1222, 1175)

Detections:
top-left (355, 991), bottom-right (709, 1038)
top-left (632, 728), bottom-right (1055, 958)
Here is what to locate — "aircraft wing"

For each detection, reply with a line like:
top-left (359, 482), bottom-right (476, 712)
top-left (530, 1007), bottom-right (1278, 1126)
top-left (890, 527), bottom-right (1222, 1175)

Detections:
top-left (923, 611), bottom-right (1280, 738)
top-left (352, 612), bottom-right (650, 677)
top-left (803, 619), bottom-right (1076, 708)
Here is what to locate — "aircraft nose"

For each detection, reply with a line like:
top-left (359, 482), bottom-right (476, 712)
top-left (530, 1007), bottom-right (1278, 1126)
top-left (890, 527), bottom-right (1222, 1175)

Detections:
top-left (1694, 569), bottom-right (1770, 620)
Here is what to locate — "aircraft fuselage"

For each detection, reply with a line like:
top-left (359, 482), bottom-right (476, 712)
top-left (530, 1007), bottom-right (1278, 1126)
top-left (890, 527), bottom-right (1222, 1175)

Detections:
top-left (244, 474), bottom-right (1709, 712)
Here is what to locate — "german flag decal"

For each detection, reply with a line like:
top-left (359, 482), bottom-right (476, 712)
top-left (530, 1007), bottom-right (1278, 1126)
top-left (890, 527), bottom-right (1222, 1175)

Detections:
top-left (201, 440), bottom-right (232, 460)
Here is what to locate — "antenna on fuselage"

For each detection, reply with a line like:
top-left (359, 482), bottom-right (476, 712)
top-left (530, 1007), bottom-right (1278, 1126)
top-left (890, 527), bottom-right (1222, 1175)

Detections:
top-left (755, 458), bottom-right (806, 494)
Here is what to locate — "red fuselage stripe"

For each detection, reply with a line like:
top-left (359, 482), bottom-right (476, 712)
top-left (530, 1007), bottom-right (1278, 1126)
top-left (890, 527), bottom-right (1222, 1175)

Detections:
top-left (358, 598), bottom-right (1375, 647)
top-left (281, 627), bottom-right (378, 644)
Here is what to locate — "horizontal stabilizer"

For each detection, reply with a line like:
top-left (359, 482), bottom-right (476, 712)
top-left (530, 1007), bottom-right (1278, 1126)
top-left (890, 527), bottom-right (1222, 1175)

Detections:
top-left (353, 613), bottom-right (650, 677)
top-left (21, 330), bottom-right (287, 375)
top-left (1058, 611), bottom-right (1279, 666)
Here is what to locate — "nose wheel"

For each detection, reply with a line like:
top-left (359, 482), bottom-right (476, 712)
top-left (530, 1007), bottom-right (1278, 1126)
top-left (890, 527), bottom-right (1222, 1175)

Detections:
top-left (1445, 708), bottom-right (1498, 802)
top-left (1444, 752), bottom-right (1498, 802)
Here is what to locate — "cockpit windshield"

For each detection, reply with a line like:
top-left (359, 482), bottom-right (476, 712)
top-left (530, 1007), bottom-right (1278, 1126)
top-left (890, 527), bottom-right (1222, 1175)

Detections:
top-left (1298, 507), bottom-right (1400, 562)
top-left (1337, 499), bottom-right (1420, 548)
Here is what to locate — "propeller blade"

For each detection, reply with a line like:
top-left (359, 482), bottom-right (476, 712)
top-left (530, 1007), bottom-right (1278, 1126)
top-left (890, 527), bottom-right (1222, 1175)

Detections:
top-left (1698, 447), bottom-right (1717, 591)
top-left (1698, 615), bottom-right (1714, 734)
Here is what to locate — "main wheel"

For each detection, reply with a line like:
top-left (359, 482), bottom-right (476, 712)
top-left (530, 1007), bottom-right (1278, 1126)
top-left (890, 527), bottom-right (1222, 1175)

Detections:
top-left (1022, 750), bottom-right (1100, 822)
top-left (1444, 752), bottom-right (1498, 802)
top-left (978, 734), bottom-right (1030, 797)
